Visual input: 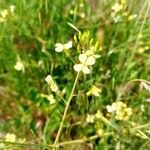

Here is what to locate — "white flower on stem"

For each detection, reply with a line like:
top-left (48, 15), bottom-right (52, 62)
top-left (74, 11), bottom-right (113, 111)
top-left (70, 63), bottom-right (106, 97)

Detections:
top-left (73, 53), bottom-right (95, 74)
top-left (45, 75), bottom-right (58, 92)
top-left (55, 41), bottom-right (72, 52)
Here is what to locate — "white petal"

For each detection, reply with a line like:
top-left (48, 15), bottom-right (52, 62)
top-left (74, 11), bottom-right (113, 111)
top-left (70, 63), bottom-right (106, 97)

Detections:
top-left (86, 56), bottom-right (95, 65)
top-left (79, 54), bottom-right (87, 63)
top-left (64, 41), bottom-right (72, 49)
top-left (45, 75), bottom-right (52, 83)
top-left (82, 66), bottom-right (90, 74)
top-left (73, 64), bottom-right (83, 72)
top-left (94, 54), bottom-right (101, 58)
top-left (55, 47), bottom-right (64, 52)
top-left (55, 43), bottom-right (63, 47)
top-left (55, 43), bottom-right (64, 52)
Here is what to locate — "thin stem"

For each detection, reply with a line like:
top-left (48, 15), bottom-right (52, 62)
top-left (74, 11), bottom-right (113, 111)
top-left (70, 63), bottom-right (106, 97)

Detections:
top-left (0, 141), bottom-right (53, 148)
top-left (0, 132), bottom-right (113, 148)
top-left (53, 72), bottom-right (80, 149)
top-left (58, 132), bottom-right (113, 146)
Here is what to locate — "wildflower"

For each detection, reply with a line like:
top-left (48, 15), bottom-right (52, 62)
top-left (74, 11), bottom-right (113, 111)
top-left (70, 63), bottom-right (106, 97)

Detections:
top-left (1, 9), bottom-right (8, 18)
top-left (97, 129), bottom-right (103, 136)
top-left (120, 0), bottom-right (126, 4)
top-left (112, 15), bottom-right (122, 23)
top-left (111, 3), bottom-right (123, 13)
top-left (106, 101), bottom-right (132, 121)
top-left (55, 41), bottom-right (72, 52)
top-left (128, 14), bottom-right (137, 21)
top-left (79, 3), bottom-right (84, 8)
top-left (95, 110), bottom-right (102, 119)
top-left (69, 10), bottom-right (74, 15)
top-left (86, 114), bottom-right (95, 123)
top-left (41, 94), bottom-right (56, 104)
top-left (5, 133), bottom-right (16, 142)
top-left (80, 13), bottom-right (85, 18)
top-left (85, 49), bottom-right (101, 58)
top-left (45, 75), bottom-right (58, 92)
top-left (106, 103), bottom-right (117, 113)
top-left (87, 85), bottom-right (101, 97)
top-left (73, 53), bottom-right (95, 74)
top-left (10, 5), bottom-right (15, 13)
top-left (138, 33), bottom-right (143, 38)
top-left (14, 61), bottom-right (24, 72)
top-left (116, 107), bottom-right (132, 121)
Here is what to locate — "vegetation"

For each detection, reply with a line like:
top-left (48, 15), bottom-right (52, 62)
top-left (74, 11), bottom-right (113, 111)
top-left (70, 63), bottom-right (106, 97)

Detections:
top-left (0, 0), bottom-right (150, 149)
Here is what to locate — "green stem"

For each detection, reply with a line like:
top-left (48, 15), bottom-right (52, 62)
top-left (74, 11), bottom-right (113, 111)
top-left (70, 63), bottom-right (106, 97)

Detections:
top-left (0, 132), bottom-right (113, 148)
top-left (58, 132), bottom-right (113, 146)
top-left (53, 72), bottom-right (80, 149)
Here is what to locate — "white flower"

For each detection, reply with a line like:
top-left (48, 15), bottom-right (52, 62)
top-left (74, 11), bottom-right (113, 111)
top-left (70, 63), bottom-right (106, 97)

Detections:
top-left (111, 3), bottom-right (123, 13)
top-left (73, 54), bottom-right (95, 74)
top-left (55, 41), bottom-right (72, 52)
top-left (45, 75), bottom-right (58, 92)
top-left (106, 104), bottom-right (117, 113)
top-left (86, 114), bottom-right (95, 123)
top-left (10, 5), bottom-right (15, 13)
top-left (5, 133), bottom-right (16, 142)
top-left (1, 9), bottom-right (8, 18)
top-left (14, 61), bottom-right (24, 72)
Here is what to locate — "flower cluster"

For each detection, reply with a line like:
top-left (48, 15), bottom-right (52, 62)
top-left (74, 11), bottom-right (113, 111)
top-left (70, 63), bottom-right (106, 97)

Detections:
top-left (106, 101), bottom-right (132, 121)
top-left (86, 110), bottom-right (102, 123)
top-left (0, 5), bottom-right (15, 22)
top-left (45, 75), bottom-right (59, 92)
top-left (5, 133), bottom-right (16, 142)
top-left (111, 1), bottom-right (137, 23)
top-left (0, 133), bottom-right (26, 149)
top-left (86, 114), bottom-right (95, 123)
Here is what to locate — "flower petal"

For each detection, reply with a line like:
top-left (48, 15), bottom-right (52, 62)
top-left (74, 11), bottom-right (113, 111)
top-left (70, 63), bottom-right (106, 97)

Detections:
top-left (73, 64), bottom-right (83, 72)
top-left (64, 41), bottom-right (72, 49)
top-left (86, 56), bottom-right (95, 65)
top-left (82, 65), bottom-right (90, 74)
top-left (79, 54), bottom-right (87, 63)
top-left (55, 43), bottom-right (64, 52)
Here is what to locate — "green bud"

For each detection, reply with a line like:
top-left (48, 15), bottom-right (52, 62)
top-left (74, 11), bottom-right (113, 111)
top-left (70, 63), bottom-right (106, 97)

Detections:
top-left (74, 34), bottom-right (78, 43)
top-left (77, 44), bottom-right (81, 53)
